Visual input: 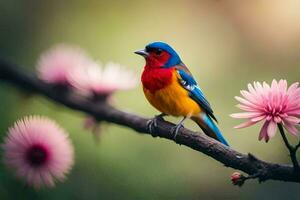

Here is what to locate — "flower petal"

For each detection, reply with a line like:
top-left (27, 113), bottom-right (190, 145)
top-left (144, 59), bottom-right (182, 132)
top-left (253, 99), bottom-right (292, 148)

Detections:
top-left (278, 79), bottom-right (287, 92)
top-left (250, 115), bottom-right (266, 122)
top-left (240, 90), bottom-right (261, 104)
top-left (236, 104), bottom-right (259, 112)
top-left (287, 82), bottom-right (299, 94)
top-left (259, 121), bottom-right (270, 142)
top-left (234, 120), bottom-right (258, 129)
top-left (230, 112), bottom-right (263, 119)
top-left (284, 116), bottom-right (300, 124)
top-left (267, 120), bottom-right (277, 139)
top-left (286, 110), bottom-right (300, 116)
top-left (234, 96), bottom-right (259, 108)
top-left (283, 120), bottom-right (299, 136)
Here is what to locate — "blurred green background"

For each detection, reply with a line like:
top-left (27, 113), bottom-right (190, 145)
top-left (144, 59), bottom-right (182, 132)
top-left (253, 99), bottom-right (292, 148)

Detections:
top-left (0, 0), bottom-right (300, 199)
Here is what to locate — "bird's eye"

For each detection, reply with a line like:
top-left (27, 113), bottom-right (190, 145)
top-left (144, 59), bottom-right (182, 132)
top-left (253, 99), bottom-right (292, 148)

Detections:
top-left (155, 49), bottom-right (162, 56)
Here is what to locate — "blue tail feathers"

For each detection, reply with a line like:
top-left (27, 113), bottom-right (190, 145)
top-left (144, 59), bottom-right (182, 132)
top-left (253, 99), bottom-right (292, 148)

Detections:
top-left (192, 113), bottom-right (229, 146)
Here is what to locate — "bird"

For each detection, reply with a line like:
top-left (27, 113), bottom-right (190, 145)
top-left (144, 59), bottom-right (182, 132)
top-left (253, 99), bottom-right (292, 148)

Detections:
top-left (134, 41), bottom-right (229, 146)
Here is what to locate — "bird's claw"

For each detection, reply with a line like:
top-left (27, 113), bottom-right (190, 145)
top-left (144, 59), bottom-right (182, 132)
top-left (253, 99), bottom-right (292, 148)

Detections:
top-left (147, 119), bottom-right (157, 136)
top-left (147, 114), bottom-right (165, 137)
top-left (171, 124), bottom-right (184, 140)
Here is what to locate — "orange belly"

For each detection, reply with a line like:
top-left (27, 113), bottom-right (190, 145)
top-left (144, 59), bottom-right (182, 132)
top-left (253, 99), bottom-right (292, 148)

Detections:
top-left (143, 72), bottom-right (201, 117)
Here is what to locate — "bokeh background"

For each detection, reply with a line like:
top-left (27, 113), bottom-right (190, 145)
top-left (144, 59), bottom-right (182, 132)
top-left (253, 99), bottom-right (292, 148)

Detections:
top-left (0, 0), bottom-right (300, 199)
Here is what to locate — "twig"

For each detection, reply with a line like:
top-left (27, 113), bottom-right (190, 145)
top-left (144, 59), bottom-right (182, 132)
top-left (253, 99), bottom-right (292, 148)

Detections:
top-left (231, 171), bottom-right (263, 187)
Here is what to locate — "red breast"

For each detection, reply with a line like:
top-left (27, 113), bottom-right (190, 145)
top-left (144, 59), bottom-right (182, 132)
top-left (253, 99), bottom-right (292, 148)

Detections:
top-left (141, 66), bottom-right (174, 93)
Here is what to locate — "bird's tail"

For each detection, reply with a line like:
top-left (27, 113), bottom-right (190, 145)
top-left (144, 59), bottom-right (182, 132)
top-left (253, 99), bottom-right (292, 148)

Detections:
top-left (191, 113), bottom-right (229, 146)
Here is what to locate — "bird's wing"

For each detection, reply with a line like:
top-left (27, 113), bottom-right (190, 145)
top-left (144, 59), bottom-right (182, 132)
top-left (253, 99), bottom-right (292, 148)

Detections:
top-left (175, 64), bottom-right (217, 122)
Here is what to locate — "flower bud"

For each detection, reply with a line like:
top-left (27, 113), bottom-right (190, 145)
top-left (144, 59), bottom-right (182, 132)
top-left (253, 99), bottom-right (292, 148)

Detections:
top-left (231, 172), bottom-right (245, 186)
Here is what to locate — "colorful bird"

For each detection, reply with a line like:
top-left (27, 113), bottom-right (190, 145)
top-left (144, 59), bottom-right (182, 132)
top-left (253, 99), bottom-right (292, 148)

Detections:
top-left (135, 41), bottom-right (229, 146)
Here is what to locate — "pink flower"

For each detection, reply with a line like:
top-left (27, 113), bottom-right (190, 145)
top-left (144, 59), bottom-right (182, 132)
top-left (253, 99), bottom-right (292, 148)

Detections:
top-left (70, 61), bottom-right (137, 98)
top-left (231, 80), bottom-right (300, 142)
top-left (36, 44), bottom-right (92, 85)
top-left (2, 116), bottom-right (74, 189)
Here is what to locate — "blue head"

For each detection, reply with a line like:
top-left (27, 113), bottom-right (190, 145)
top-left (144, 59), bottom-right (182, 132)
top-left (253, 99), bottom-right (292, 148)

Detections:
top-left (135, 41), bottom-right (182, 68)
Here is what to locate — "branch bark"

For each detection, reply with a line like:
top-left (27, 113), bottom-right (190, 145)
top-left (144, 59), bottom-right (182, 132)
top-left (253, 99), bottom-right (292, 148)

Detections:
top-left (1, 58), bottom-right (300, 183)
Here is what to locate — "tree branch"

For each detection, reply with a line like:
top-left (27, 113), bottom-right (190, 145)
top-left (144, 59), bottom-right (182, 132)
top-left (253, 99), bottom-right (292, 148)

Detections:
top-left (1, 58), bottom-right (300, 184)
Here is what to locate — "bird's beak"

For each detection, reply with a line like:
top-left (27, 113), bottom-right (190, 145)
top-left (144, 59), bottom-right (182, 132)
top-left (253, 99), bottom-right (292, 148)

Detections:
top-left (134, 49), bottom-right (149, 57)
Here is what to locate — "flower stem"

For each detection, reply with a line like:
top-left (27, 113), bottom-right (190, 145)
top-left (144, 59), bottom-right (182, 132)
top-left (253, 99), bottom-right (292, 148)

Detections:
top-left (278, 123), bottom-right (300, 171)
top-left (295, 140), bottom-right (300, 151)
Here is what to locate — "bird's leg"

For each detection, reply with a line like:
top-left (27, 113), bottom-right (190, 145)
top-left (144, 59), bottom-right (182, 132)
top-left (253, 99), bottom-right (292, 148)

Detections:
top-left (171, 117), bottom-right (186, 140)
top-left (147, 113), bottom-right (167, 136)
top-left (172, 115), bottom-right (190, 140)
